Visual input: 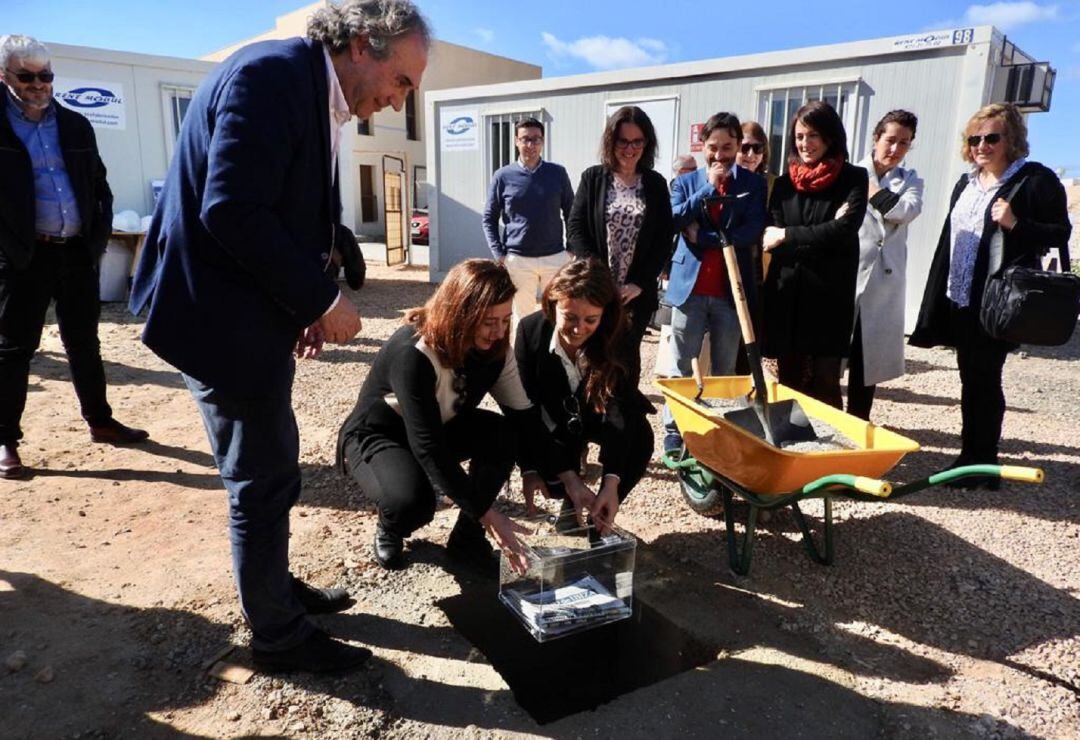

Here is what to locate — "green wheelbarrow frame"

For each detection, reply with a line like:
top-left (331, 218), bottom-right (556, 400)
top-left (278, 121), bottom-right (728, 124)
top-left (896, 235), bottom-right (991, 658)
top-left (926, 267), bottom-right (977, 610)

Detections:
top-left (661, 449), bottom-right (1044, 576)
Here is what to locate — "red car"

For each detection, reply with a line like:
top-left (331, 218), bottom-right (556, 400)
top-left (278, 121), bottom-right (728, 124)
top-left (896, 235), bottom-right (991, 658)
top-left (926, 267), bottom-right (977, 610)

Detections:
top-left (410, 209), bottom-right (429, 244)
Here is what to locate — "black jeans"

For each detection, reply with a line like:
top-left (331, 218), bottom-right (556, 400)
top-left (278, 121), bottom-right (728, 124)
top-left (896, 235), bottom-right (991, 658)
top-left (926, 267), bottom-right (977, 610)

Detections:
top-left (952, 304), bottom-right (1011, 464)
top-left (344, 409), bottom-right (516, 538)
top-left (0, 239), bottom-right (111, 445)
top-left (619, 299), bottom-right (653, 390)
top-left (846, 316), bottom-right (875, 421)
top-left (776, 353), bottom-right (843, 409)
top-left (542, 404), bottom-right (654, 503)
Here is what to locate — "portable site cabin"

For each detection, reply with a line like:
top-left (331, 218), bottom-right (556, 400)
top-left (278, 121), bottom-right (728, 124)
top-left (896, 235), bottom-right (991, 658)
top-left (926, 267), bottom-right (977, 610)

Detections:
top-left (425, 26), bottom-right (1056, 329)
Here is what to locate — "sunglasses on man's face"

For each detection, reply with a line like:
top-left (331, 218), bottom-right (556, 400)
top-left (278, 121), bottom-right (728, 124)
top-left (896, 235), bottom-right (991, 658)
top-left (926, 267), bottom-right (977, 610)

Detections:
top-left (740, 142), bottom-right (764, 155)
top-left (7, 69), bottom-right (55, 84)
top-left (967, 133), bottom-right (1002, 148)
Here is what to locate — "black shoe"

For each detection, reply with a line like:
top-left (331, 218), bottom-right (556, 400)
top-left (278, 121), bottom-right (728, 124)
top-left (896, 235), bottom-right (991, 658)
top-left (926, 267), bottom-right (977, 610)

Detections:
top-left (0, 443), bottom-right (26, 480)
top-left (252, 629), bottom-right (372, 674)
top-left (89, 419), bottom-right (150, 445)
top-left (446, 513), bottom-right (497, 576)
top-left (942, 457), bottom-right (1001, 490)
top-left (292, 576), bottom-right (353, 614)
top-left (373, 524), bottom-right (405, 570)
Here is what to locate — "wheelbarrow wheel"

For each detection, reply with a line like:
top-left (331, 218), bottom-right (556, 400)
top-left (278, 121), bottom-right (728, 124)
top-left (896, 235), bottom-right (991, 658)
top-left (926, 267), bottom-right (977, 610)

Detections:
top-left (677, 466), bottom-right (725, 517)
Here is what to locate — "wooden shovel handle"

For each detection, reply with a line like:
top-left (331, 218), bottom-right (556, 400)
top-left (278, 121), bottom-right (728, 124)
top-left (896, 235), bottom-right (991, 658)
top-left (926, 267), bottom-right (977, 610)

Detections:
top-left (722, 245), bottom-right (756, 344)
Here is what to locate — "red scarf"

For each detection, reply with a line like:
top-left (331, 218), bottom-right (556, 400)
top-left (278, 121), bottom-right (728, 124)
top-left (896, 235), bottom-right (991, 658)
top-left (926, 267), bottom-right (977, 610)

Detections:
top-left (788, 156), bottom-right (843, 193)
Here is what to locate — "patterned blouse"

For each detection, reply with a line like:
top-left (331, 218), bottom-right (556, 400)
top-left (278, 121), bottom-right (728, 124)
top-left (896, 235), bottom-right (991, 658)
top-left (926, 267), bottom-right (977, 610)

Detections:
top-left (947, 158), bottom-right (1027, 307)
top-left (604, 173), bottom-right (646, 286)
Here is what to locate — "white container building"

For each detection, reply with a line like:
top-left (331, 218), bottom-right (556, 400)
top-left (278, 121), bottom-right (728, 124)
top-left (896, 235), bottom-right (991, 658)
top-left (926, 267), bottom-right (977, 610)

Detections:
top-left (426, 26), bottom-right (1057, 328)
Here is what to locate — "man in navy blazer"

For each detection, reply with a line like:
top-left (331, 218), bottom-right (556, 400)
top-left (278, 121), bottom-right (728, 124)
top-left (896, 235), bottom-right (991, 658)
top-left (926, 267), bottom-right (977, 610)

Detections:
top-left (663, 112), bottom-right (766, 452)
top-left (130, 0), bottom-right (430, 673)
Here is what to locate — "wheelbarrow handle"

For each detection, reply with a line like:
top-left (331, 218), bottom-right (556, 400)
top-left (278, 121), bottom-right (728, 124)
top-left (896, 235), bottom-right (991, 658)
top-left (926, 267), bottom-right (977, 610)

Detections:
top-left (999, 465), bottom-right (1045, 483)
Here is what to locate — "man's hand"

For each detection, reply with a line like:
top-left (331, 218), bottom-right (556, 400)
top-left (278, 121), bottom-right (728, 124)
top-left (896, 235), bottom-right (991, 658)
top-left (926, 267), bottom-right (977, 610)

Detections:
top-left (479, 508), bottom-right (531, 575)
top-left (762, 226), bottom-right (786, 252)
top-left (619, 283), bottom-right (643, 305)
top-left (707, 160), bottom-right (731, 190)
top-left (318, 296), bottom-right (362, 344)
top-left (294, 323), bottom-right (325, 359)
top-left (591, 478), bottom-right (621, 535)
top-left (521, 472), bottom-right (553, 517)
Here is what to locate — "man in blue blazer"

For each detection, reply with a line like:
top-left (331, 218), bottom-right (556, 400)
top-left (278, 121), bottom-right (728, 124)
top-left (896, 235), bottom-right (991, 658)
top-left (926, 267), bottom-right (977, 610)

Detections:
top-left (663, 112), bottom-right (766, 452)
top-left (130, 0), bottom-right (430, 672)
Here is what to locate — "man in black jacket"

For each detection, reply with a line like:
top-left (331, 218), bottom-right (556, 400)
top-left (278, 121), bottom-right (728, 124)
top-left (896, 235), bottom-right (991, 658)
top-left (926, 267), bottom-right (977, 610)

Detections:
top-left (0, 35), bottom-right (147, 480)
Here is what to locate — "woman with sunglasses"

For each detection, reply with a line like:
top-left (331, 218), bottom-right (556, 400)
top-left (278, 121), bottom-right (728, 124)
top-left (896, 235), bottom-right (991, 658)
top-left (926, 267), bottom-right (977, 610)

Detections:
top-left (910, 103), bottom-right (1070, 489)
top-left (847, 109), bottom-right (923, 421)
top-left (568, 105), bottom-right (674, 389)
top-left (336, 259), bottom-right (539, 572)
top-left (515, 258), bottom-right (654, 534)
top-left (761, 100), bottom-right (868, 408)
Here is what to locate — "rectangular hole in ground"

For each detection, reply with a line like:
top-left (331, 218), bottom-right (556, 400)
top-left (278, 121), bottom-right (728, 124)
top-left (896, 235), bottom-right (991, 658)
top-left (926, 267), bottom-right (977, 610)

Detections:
top-left (437, 593), bottom-right (719, 724)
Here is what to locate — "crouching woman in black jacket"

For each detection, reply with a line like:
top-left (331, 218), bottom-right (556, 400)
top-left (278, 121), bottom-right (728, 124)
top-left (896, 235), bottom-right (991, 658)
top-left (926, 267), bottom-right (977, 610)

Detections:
top-left (337, 259), bottom-right (538, 571)
top-left (515, 258), bottom-right (654, 534)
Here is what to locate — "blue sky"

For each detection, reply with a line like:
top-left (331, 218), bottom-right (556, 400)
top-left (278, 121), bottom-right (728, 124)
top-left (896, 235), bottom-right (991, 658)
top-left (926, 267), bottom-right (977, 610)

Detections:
top-left (5, 0), bottom-right (1079, 172)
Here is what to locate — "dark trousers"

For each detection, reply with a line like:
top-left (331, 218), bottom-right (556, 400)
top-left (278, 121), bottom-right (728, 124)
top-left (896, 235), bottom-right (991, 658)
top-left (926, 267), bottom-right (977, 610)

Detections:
top-left (777, 352), bottom-right (843, 409)
top-left (344, 409), bottom-right (516, 538)
top-left (619, 300), bottom-right (652, 390)
top-left (543, 405), bottom-right (654, 503)
top-left (846, 317), bottom-right (875, 421)
top-left (0, 240), bottom-right (111, 444)
top-left (951, 304), bottom-right (1010, 463)
top-left (183, 368), bottom-right (312, 652)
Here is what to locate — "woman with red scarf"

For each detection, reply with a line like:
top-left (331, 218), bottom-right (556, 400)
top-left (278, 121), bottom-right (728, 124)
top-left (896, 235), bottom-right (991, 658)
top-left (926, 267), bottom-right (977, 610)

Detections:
top-left (760, 101), bottom-right (868, 408)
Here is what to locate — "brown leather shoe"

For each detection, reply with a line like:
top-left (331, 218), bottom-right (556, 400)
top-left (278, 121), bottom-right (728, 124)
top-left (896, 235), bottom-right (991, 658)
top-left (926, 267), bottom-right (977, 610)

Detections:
top-left (0, 444), bottom-right (26, 479)
top-left (89, 419), bottom-right (150, 445)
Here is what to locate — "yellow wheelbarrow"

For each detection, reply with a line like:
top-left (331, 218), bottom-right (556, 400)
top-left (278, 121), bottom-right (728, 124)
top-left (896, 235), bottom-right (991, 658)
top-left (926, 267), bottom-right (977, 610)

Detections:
top-left (657, 376), bottom-right (1044, 575)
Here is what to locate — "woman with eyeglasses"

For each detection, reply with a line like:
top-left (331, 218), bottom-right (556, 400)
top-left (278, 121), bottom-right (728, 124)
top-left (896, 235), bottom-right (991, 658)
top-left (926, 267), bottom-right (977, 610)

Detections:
top-left (336, 259), bottom-right (539, 572)
top-left (910, 103), bottom-right (1070, 489)
top-left (846, 110), bottom-right (923, 421)
top-left (760, 100), bottom-right (868, 408)
top-left (568, 105), bottom-right (675, 389)
top-left (515, 258), bottom-right (654, 534)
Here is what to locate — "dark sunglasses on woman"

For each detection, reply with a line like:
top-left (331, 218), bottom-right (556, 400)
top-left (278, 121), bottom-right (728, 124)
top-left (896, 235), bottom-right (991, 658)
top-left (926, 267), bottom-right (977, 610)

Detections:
top-left (740, 142), bottom-right (764, 155)
top-left (7, 69), bottom-right (55, 84)
top-left (563, 396), bottom-right (584, 437)
top-left (451, 371), bottom-right (468, 413)
top-left (966, 133), bottom-right (1002, 147)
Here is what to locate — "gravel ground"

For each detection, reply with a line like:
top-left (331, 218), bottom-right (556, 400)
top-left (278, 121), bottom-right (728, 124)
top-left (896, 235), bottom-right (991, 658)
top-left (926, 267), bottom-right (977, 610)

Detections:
top-left (1, 262), bottom-right (1077, 739)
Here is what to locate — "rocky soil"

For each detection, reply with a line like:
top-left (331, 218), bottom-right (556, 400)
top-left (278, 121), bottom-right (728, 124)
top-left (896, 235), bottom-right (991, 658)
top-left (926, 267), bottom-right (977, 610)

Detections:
top-left (1, 263), bottom-right (1077, 739)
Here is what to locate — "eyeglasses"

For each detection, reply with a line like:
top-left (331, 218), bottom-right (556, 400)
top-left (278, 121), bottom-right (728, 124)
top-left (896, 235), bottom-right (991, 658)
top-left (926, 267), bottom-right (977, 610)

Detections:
top-left (517, 136), bottom-right (543, 146)
top-left (563, 396), bottom-right (583, 436)
top-left (967, 133), bottom-right (1002, 147)
top-left (740, 142), bottom-right (764, 155)
top-left (615, 138), bottom-right (646, 151)
top-left (451, 371), bottom-right (468, 413)
top-left (6, 69), bottom-right (54, 84)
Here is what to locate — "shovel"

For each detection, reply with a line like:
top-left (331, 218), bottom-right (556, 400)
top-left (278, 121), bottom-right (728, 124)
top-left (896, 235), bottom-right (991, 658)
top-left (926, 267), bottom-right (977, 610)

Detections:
top-left (701, 195), bottom-right (816, 448)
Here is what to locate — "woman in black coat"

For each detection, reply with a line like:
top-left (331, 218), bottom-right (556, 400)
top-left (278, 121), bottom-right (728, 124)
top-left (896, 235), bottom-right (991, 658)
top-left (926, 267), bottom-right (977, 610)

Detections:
top-left (761, 100), bottom-right (868, 408)
top-left (909, 103), bottom-right (1071, 489)
top-left (515, 258), bottom-right (653, 534)
top-left (567, 105), bottom-right (675, 388)
top-left (337, 259), bottom-right (537, 572)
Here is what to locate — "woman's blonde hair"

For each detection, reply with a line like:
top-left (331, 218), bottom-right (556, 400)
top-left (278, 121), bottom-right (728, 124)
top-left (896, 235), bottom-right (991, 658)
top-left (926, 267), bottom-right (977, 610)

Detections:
top-left (961, 103), bottom-right (1029, 164)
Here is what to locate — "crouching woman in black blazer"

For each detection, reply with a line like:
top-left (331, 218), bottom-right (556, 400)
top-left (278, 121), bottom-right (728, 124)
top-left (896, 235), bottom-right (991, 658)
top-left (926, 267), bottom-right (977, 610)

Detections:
top-left (337, 259), bottom-right (536, 572)
top-left (515, 258), bottom-right (654, 534)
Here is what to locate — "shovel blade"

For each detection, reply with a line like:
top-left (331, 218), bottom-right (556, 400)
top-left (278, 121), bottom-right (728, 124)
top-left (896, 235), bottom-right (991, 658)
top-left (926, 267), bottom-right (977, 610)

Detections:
top-left (723, 399), bottom-right (817, 447)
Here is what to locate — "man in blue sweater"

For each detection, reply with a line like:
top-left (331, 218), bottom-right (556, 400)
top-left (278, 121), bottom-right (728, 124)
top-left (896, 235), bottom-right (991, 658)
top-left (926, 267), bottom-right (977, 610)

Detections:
top-left (482, 118), bottom-right (574, 328)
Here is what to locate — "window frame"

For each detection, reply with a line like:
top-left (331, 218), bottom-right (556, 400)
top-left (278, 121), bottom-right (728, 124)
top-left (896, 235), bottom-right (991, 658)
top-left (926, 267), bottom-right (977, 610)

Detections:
top-left (160, 83), bottom-right (195, 163)
top-left (754, 78), bottom-right (864, 175)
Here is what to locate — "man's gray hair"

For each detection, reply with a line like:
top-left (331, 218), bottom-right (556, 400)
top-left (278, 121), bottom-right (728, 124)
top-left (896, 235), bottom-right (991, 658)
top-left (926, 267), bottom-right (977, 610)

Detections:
top-left (307, 0), bottom-right (431, 58)
top-left (0, 35), bottom-right (51, 71)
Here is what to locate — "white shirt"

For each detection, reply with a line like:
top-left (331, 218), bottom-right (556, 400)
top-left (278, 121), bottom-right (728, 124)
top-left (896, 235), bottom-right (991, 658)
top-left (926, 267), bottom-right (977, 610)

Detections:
top-left (549, 330), bottom-right (587, 393)
top-left (321, 46), bottom-right (352, 317)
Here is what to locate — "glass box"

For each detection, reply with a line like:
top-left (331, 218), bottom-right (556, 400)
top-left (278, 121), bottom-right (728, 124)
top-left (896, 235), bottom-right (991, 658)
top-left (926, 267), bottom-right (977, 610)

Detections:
top-left (499, 513), bottom-right (636, 642)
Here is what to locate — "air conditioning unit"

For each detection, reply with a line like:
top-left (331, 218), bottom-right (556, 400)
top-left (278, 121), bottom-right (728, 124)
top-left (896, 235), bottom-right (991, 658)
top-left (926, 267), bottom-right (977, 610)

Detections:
top-left (995, 38), bottom-right (1055, 113)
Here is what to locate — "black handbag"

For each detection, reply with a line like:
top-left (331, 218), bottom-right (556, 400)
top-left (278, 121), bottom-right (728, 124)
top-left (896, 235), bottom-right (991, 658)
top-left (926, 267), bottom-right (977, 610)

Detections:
top-left (978, 177), bottom-right (1080, 346)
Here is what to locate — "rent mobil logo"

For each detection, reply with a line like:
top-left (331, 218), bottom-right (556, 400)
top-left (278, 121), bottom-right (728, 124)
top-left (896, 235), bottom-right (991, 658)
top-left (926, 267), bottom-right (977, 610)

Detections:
top-left (445, 115), bottom-right (475, 136)
top-left (55, 87), bottom-right (123, 109)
